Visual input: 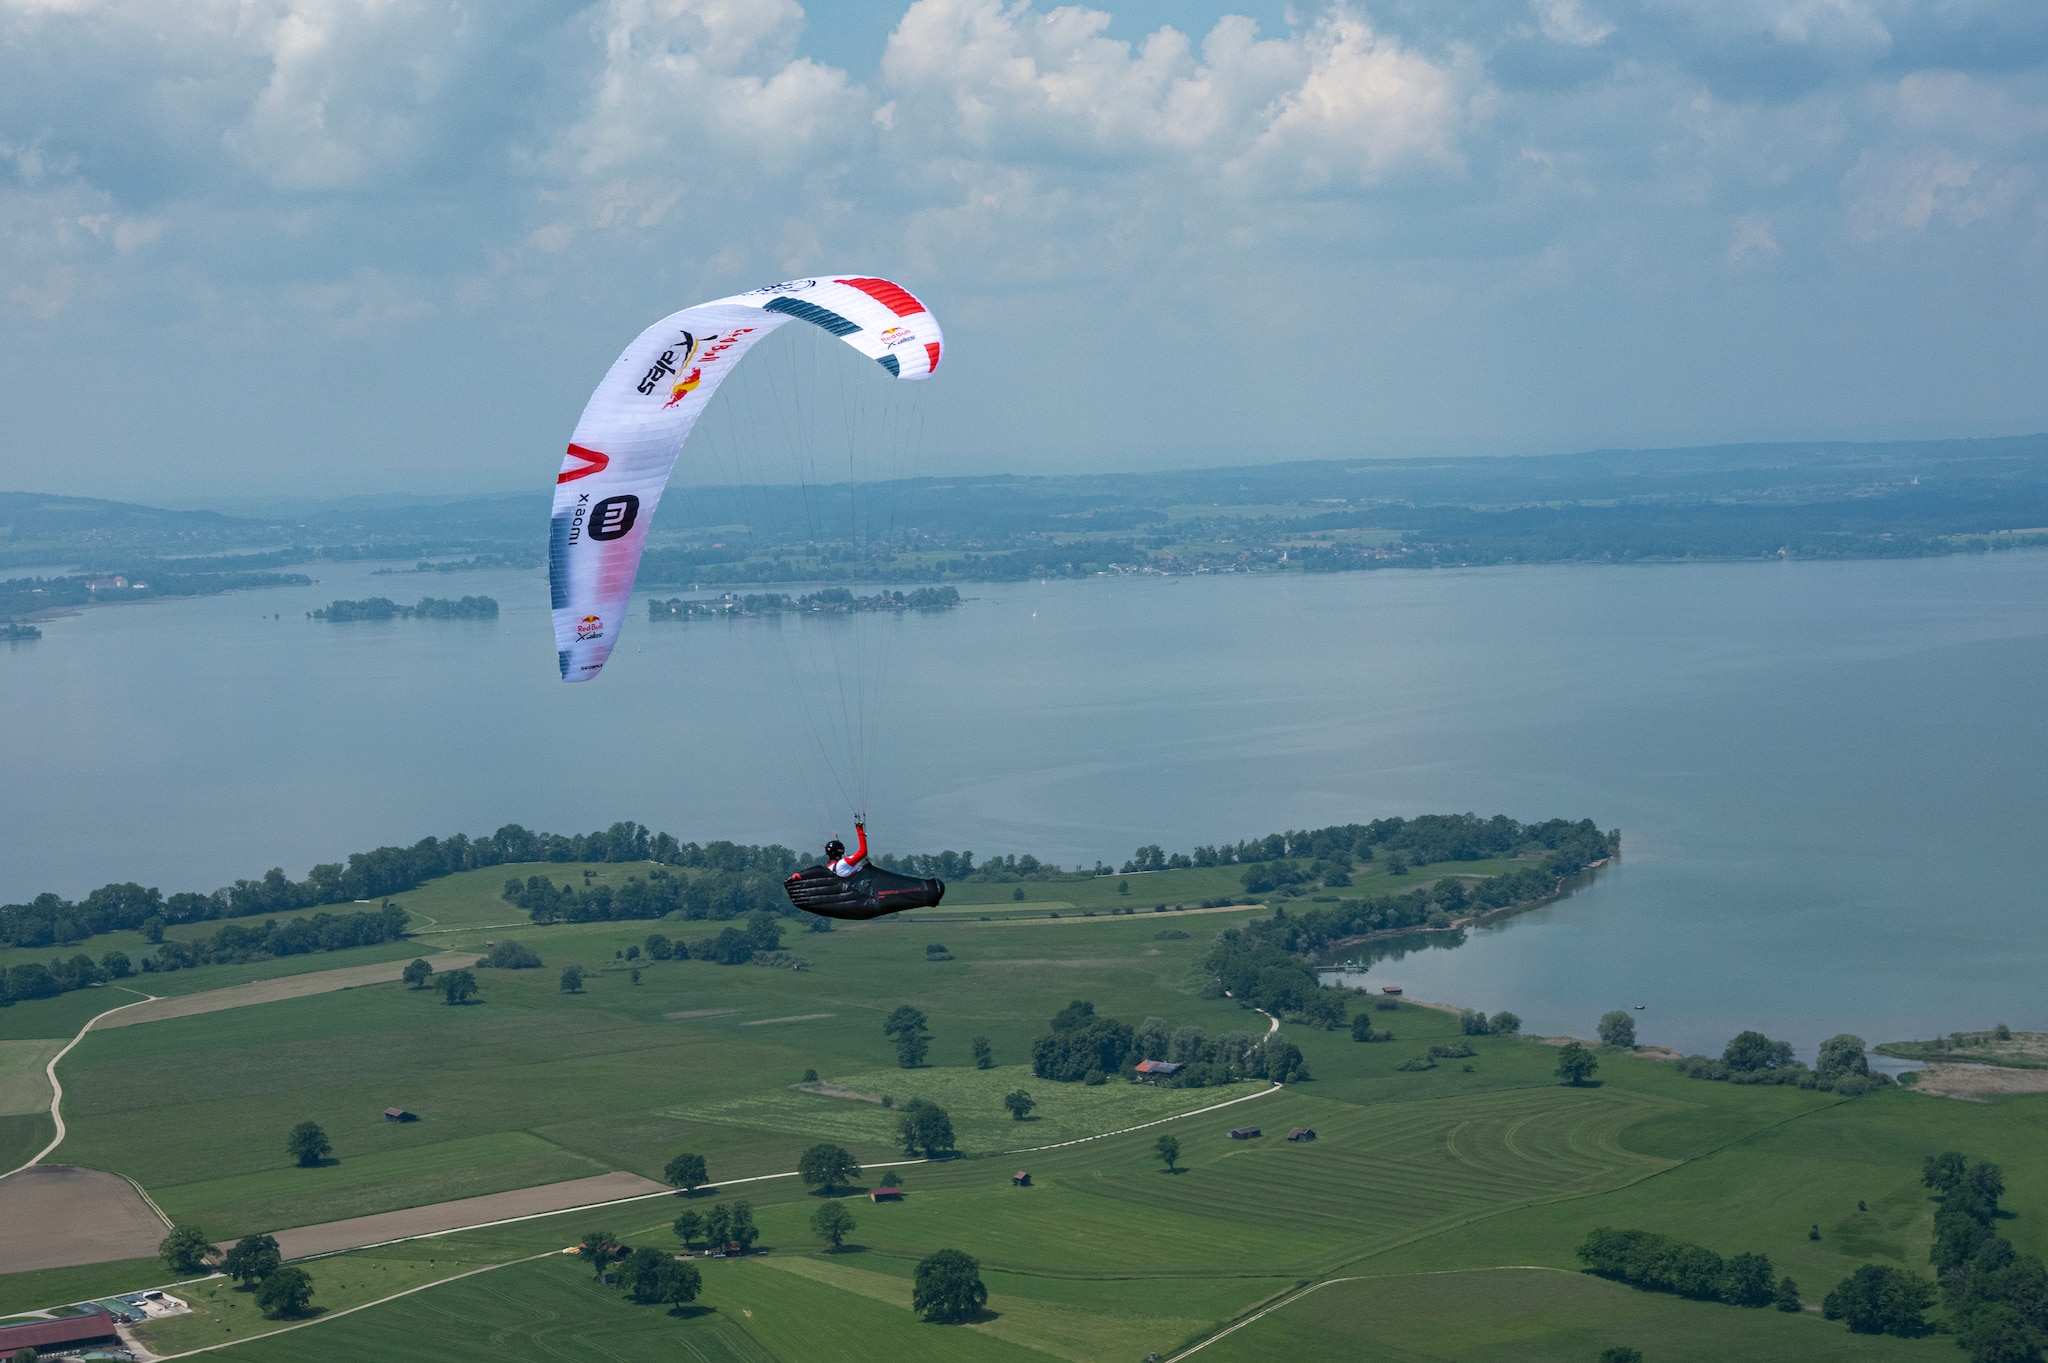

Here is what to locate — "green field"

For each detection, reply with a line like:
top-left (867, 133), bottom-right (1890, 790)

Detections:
top-left (5, 856), bottom-right (2044, 1362)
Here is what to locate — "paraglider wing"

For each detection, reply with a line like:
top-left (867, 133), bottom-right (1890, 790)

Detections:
top-left (549, 276), bottom-right (943, 682)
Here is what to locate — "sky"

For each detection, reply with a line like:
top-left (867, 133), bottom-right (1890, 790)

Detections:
top-left (2, 0), bottom-right (2046, 503)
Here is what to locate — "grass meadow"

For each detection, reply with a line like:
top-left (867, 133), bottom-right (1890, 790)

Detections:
top-left (3, 857), bottom-right (2044, 1361)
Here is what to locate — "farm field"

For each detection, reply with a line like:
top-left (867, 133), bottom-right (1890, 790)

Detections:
top-left (4, 854), bottom-right (2044, 1361)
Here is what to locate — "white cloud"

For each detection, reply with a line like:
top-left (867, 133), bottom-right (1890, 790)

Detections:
top-left (1532, 0), bottom-right (1614, 48)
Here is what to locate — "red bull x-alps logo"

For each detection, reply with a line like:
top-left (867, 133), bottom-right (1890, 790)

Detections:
top-left (576, 614), bottom-right (603, 642)
top-left (878, 326), bottom-right (918, 350)
top-left (659, 328), bottom-right (753, 406)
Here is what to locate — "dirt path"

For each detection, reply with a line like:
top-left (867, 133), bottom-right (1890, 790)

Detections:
top-left (1, 989), bottom-right (160, 1178)
top-left (98, 953), bottom-right (477, 1029)
top-left (261, 1171), bottom-right (671, 1259)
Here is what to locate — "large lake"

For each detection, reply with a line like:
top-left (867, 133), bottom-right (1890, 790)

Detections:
top-left (6, 552), bottom-right (2045, 1057)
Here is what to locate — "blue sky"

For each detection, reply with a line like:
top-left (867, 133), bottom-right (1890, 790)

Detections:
top-left (1, 0), bottom-right (2045, 502)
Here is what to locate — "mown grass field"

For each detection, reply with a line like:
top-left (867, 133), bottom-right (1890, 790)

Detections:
top-left (4, 854), bottom-right (2044, 1362)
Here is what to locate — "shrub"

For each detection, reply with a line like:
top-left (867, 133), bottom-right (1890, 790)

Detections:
top-left (1597, 1010), bottom-right (1636, 1048)
top-left (477, 939), bottom-right (542, 969)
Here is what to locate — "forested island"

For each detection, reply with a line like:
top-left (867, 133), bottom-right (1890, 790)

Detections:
top-left (0, 568), bottom-right (312, 622)
top-left (311, 595), bottom-right (499, 621)
top-left (1, 622), bottom-right (37, 641)
top-left (648, 586), bottom-right (961, 620)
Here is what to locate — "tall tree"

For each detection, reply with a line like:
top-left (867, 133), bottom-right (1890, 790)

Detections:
top-left (1597, 1011), bottom-right (1636, 1048)
top-left (437, 968), bottom-right (479, 1005)
top-left (576, 1230), bottom-right (623, 1280)
top-left (223, 1234), bottom-right (281, 1286)
top-left (1555, 1042), bottom-right (1599, 1086)
top-left (897, 1098), bottom-right (955, 1157)
top-left (1155, 1133), bottom-right (1180, 1173)
top-left (671, 1211), bottom-right (704, 1248)
top-left (560, 964), bottom-right (584, 993)
top-left (884, 1005), bottom-right (931, 1068)
top-left (286, 1121), bottom-right (331, 1168)
top-left (811, 1200), bottom-right (856, 1250)
top-left (255, 1265), bottom-right (314, 1318)
top-left (726, 1201), bottom-right (759, 1253)
top-left (401, 958), bottom-right (434, 989)
top-left (971, 1036), bottom-right (994, 1069)
top-left (663, 1152), bottom-right (709, 1194)
top-left (798, 1143), bottom-right (861, 1193)
top-left (913, 1248), bottom-right (988, 1323)
top-left (158, 1224), bottom-right (211, 1274)
top-left (1003, 1089), bottom-right (1036, 1121)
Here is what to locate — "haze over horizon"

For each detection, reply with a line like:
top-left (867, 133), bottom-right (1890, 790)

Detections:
top-left (3, 0), bottom-right (2045, 502)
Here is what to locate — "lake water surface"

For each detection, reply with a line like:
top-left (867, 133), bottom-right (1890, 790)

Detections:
top-left (5, 552), bottom-right (2045, 1058)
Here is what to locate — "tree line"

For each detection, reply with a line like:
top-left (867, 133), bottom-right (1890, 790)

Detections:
top-left (311, 595), bottom-right (499, 621)
top-left (0, 821), bottom-right (790, 951)
top-left (503, 869), bottom-right (792, 926)
top-left (1, 903), bottom-right (407, 1006)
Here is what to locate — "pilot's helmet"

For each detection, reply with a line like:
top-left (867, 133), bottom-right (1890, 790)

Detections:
top-left (825, 839), bottom-right (846, 860)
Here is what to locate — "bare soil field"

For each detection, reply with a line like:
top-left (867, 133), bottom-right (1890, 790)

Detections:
top-left (98, 954), bottom-right (476, 1030)
top-left (263, 1171), bottom-right (669, 1259)
top-left (0, 1165), bottom-right (167, 1273)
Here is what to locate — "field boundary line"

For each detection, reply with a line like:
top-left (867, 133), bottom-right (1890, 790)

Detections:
top-left (146, 1249), bottom-right (563, 1359)
top-left (0, 986), bottom-right (157, 1179)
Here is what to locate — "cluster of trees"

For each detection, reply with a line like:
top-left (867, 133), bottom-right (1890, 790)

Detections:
top-left (2, 951), bottom-right (130, 1006)
top-left (147, 904), bottom-right (411, 971)
top-left (311, 595), bottom-right (498, 620)
top-left (504, 869), bottom-right (792, 926)
top-left (667, 1202), bottom-right (758, 1253)
top-left (1, 820), bottom-right (723, 952)
top-left (157, 1228), bottom-right (317, 1319)
top-left (578, 1229), bottom-right (703, 1308)
top-left (1922, 1150), bottom-right (2048, 1361)
top-left (1676, 1031), bottom-right (1894, 1096)
top-left (1029, 1001), bottom-right (1309, 1086)
top-left (1579, 1228), bottom-right (1799, 1311)
top-left (1201, 928), bottom-right (1347, 1027)
top-left (648, 585), bottom-right (961, 619)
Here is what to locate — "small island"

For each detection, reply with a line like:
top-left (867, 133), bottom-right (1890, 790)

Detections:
top-left (311, 595), bottom-right (499, 621)
top-left (649, 586), bottom-right (962, 620)
top-left (2, 622), bottom-right (39, 641)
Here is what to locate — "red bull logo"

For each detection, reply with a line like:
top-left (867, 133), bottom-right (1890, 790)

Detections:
top-left (575, 614), bottom-right (604, 642)
top-left (663, 369), bottom-right (703, 408)
top-left (877, 326), bottom-right (918, 350)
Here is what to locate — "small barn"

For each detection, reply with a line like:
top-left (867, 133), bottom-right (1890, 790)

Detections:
top-left (1288, 1127), bottom-right (1317, 1142)
top-left (1012, 1171), bottom-right (1031, 1187)
top-left (1227, 1126), bottom-right (1262, 1140)
top-left (1132, 1059), bottom-right (1183, 1081)
top-left (384, 1107), bottom-right (418, 1123)
top-left (871, 1188), bottom-right (903, 1202)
